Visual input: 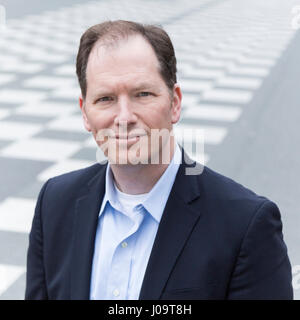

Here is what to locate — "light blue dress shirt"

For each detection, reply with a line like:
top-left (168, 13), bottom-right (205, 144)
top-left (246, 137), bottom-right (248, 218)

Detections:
top-left (90, 142), bottom-right (182, 300)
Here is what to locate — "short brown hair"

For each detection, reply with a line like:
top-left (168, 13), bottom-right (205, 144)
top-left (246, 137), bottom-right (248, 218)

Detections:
top-left (76, 20), bottom-right (177, 99)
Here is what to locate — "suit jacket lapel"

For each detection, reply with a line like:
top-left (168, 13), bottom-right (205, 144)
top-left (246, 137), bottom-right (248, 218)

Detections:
top-left (70, 163), bottom-right (107, 300)
top-left (139, 149), bottom-right (203, 300)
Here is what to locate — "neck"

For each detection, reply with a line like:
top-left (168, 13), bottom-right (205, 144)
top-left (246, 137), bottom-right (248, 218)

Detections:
top-left (110, 141), bottom-right (176, 195)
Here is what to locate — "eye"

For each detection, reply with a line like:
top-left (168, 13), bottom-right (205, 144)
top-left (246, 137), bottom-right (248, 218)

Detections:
top-left (97, 96), bottom-right (113, 102)
top-left (137, 92), bottom-right (152, 97)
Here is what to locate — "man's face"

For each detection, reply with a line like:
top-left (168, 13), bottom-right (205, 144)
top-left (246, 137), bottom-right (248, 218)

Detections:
top-left (79, 34), bottom-right (182, 165)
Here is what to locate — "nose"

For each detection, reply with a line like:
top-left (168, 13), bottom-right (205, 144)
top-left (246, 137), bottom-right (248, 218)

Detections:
top-left (114, 96), bottom-right (138, 127)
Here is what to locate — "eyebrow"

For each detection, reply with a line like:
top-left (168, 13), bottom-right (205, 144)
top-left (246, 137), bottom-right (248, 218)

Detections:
top-left (92, 82), bottom-right (157, 99)
top-left (133, 82), bottom-right (156, 91)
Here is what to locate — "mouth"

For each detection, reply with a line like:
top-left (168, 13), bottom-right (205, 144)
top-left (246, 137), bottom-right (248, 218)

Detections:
top-left (111, 135), bottom-right (146, 146)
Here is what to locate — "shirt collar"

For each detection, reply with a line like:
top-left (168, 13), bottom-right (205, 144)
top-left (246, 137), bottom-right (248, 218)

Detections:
top-left (99, 140), bottom-right (182, 223)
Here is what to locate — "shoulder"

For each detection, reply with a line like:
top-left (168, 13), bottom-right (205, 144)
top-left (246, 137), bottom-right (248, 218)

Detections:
top-left (190, 164), bottom-right (279, 229)
top-left (197, 165), bottom-right (268, 204)
top-left (40, 162), bottom-right (106, 200)
top-left (48, 162), bottom-right (104, 185)
top-left (190, 166), bottom-right (286, 262)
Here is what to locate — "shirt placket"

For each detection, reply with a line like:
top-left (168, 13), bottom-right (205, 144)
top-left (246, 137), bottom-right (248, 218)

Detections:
top-left (106, 207), bottom-right (145, 300)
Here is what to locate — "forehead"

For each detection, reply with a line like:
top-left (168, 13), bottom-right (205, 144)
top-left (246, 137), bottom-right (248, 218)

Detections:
top-left (86, 35), bottom-right (162, 85)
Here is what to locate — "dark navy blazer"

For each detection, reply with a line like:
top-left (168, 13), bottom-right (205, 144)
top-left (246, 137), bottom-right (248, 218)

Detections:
top-left (25, 148), bottom-right (293, 300)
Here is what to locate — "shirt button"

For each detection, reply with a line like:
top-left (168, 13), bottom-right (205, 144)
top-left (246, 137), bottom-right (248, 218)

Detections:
top-left (113, 289), bottom-right (120, 297)
top-left (121, 241), bottom-right (128, 248)
top-left (134, 204), bottom-right (142, 211)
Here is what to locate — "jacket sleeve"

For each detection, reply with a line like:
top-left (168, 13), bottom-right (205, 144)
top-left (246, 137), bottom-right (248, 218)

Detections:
top-left (25, 180), bottom-right (51, 300)
top-left (227, 200), bottom-right (293, 300)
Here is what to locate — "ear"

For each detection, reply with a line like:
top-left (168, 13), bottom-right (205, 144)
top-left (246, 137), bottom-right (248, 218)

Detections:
top-left (171, 84), bottom-right (182, 124)
top-left (79, 94), bottom-right (92, 132)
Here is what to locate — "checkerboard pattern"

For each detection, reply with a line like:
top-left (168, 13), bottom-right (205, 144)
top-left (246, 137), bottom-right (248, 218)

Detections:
top-left (0, 0), bottom-right (296, 299)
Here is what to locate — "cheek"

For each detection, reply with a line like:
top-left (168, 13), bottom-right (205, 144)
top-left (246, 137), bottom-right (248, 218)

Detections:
top-left (86, 109), bottom-right (112, 131)
top-left (139, 102), bottom-right (173, 129)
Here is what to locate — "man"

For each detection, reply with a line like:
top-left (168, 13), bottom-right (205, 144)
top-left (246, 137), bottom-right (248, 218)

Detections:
top-left (25, 20), bottom-right (293, 300)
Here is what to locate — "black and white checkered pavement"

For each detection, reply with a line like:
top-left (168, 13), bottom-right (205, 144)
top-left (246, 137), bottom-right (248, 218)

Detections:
top-left (0, 0), bottom-right (296, 299)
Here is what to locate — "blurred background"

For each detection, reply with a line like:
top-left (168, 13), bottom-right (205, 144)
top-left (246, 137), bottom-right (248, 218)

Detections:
top-left (0, 0), bottom-right (299, 299)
